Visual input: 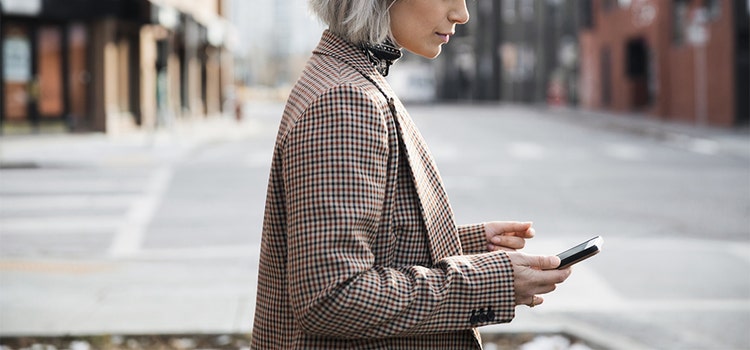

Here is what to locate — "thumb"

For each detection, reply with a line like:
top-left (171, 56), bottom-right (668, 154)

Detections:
top-left (526, 254), bottom-right (561, 270)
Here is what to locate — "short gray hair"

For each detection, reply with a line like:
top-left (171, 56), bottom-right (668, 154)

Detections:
top-left (309, 0), bottom-right (395, 45)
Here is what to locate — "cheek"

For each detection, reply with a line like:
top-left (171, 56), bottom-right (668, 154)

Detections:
top-left (391, 18), bottom-right (430, 48)
top-left (390, 17), bottom-right (413, 46)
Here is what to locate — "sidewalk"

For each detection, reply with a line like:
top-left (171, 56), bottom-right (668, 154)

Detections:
top-left (544, 105), bottom-right (750, 160)
top-left (0, 113), bottom-right (264, 170)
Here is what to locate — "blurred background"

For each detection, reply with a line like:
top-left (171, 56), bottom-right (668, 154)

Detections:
top-left (1, 1), bottom-right (749, 349)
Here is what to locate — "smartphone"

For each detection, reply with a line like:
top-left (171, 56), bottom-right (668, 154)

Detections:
top-left (556, 235), bottom-right (603, 269)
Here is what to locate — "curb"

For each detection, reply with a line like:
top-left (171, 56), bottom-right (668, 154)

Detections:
top-left (0, 332), bottom-right (607, 350)
top-left (539, 105), bottom-right (750, 160)
top-left (0, 115), bottom-right (262, 170)
top-left (0, 334), bottom-right (252, 350)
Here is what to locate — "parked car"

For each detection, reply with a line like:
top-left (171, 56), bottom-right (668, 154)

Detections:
top-left (387, 61), bottom-right (437, 103)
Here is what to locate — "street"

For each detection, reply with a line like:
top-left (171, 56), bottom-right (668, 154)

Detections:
top-left (1, 103), bottom-right (748, 349)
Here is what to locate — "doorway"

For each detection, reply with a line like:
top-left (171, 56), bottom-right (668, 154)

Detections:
top-left (626, 37), bottom-right (653, 109)
top-left (2, 22), bottom-right (67, 131)
top-left (600, 47), bottom-right (612, 108)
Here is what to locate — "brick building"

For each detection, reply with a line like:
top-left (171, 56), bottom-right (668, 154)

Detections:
top-left (579, 0), bottom-right (748, 126)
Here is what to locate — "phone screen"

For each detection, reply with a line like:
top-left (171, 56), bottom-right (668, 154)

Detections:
top-left (556, 236), bottom-right (603, 269)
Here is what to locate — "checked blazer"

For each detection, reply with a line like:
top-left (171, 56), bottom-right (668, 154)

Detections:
top-left (251, 31), bottom-right (516, 349)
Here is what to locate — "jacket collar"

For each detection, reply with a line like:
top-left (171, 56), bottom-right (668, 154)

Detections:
top-left (313, 30), bottom-right (394, 93)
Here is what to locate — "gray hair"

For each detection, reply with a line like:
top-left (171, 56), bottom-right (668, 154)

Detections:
top-left (309, 0), bottom-right (395, 45)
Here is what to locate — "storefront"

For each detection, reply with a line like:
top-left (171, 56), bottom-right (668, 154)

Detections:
top-left (1, 0), bottom-right (233, 134)
top-left (0, 0), bottom-right (147, 133)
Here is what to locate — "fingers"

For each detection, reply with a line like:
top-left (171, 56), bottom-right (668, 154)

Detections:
top-left (485, 221), bottom-right (535, 251)
top-left (529, 266), bottom-right (570, 287)
top-left (509, 252), bottom-right (561, 270)
top-left (527, 295), bottom-right (544, 307)
top-left (501, 221), bottom-right (535, 237)
top-left (508, 251), bottom-right (572, 307)
top-left (527, 254), bottom-right (562, 270)
top-left (513, 269), bottom-right (569, 306)
top-left (486, 221), bottom-right (535, 238)
top-left (488, 235), bottom-right (526, 251)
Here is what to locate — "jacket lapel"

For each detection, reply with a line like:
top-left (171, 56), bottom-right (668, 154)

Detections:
top-left (315, 31), bottom-right (462, 262)
top-left (387, 98), bottom-right (462, 262)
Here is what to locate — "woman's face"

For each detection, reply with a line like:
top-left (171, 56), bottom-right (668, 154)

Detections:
top-left (389, 0), bottom-right (470, 59)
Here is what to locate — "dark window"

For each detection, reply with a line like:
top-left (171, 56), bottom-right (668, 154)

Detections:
top-left (704, 0), bottom-right (722, 20)
top-left (602, 0), bottom-right (618, 12)
top-left (581, 0), bottom-right (594, 29)
top-left (601, 47), bottom-right (612, 107)
top-left (626, 38), bottom-right (652, 108)
top-left (672, 0), bottom-right (689, 45)
top-left (626, 39), bottom-right (648, 77)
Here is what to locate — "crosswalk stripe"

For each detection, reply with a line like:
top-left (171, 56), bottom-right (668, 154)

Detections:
top-left (108, 167), bottom-right (173, 258)
top-left (0, 195), bottom-right (138, 211)
top-left (0, 216), bottom-right (120, 233)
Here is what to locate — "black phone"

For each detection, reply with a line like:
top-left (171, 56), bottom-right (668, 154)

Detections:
top-left (556, 236), bottom-right (603, 269)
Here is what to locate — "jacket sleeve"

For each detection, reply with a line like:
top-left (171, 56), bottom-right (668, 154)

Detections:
top-left (458, 223), bottom-right (488, 255)
top-left (283, 85), bottom-right (515, 340)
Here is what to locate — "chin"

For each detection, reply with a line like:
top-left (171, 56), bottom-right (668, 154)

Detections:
top-left (412, 47), bottom-right (442, 59)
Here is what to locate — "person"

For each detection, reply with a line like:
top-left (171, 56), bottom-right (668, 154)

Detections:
top-left (251, 0), bottom-right (572, 348)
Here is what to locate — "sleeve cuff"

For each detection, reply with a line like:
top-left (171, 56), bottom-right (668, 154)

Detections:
top-left (458, 223), bottom-right (487, 255)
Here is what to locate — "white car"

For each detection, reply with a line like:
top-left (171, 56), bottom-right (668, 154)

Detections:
top-left (387, 62), bottom-right (436, 103)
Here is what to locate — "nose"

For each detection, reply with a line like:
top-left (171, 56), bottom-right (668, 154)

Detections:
top-left (448, 0), bottom-right (470, 24)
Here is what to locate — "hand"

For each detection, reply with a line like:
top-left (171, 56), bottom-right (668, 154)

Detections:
top-left (506, 251), bottom-right (571, 307)
top-left (485, 221), bottom-right (535, 252)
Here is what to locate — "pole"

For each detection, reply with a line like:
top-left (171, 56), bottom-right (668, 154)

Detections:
top-left (695, 42), bottom-right (707, 126)
top-left (688, 9), bottom-right (709, 126)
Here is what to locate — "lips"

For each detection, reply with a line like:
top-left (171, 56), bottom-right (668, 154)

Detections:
top-left (436, 33), bottom-right (451, 43)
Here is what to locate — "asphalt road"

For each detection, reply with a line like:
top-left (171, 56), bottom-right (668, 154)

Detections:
top-left (1, 102), bottom-right (748, 349)
top-left (411, 104), bottom-right (750, 349)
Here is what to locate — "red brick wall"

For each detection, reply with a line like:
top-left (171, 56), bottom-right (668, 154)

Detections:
top-left (579, 0), bottom-right (736, 126)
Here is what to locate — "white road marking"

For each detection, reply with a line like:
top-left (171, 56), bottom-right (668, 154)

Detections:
top-left (108, 167), bottom-right (173, 258)
top-left (128, 244), bottom-right (262, 260)
top-left (508, 142), bottom-right (546, 160)
top-left (0, 195), bottom-right (137, 211)
top-left (688, 138), bottom-right (720, 155)
top-left (0, 216), bottom-right (120, 233)
top-left (604, 143), bottom-right (646, 160)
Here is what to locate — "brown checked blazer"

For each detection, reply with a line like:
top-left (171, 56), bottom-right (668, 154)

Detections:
top-left (251, 31), bottom-right (516, 349)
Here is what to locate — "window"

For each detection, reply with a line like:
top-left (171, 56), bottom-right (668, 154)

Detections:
top-left (520, 1), bottom-right (534, 21)
top-left (704, 0), bottom-right (722, 20)
top-left (67, 24), bottom-right (88, 120)
top-left (37, 26), bottom-right (64, 118)
top-left (672, 0), bottom-right (689, 45)
top-left (580, 0), bottom-right (594, 29)
top-left (503, 0), bottom-right (516, 23)
top-left (603, 0), bottom-right (618, 11)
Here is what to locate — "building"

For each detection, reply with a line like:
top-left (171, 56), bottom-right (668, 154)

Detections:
top-left (1, 0), bottom-right (234, 134)
top-left (434, 0), bottom-right (748, 128)
top-left (579, 0), bottom-right (748, 126)
top-left (437, 0), bottom-right (586, 105)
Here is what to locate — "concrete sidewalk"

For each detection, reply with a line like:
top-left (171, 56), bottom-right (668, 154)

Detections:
top-left (0, 113), bottom-right (264, 170)
top-left (544, 105), bottom-right (750, 160)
